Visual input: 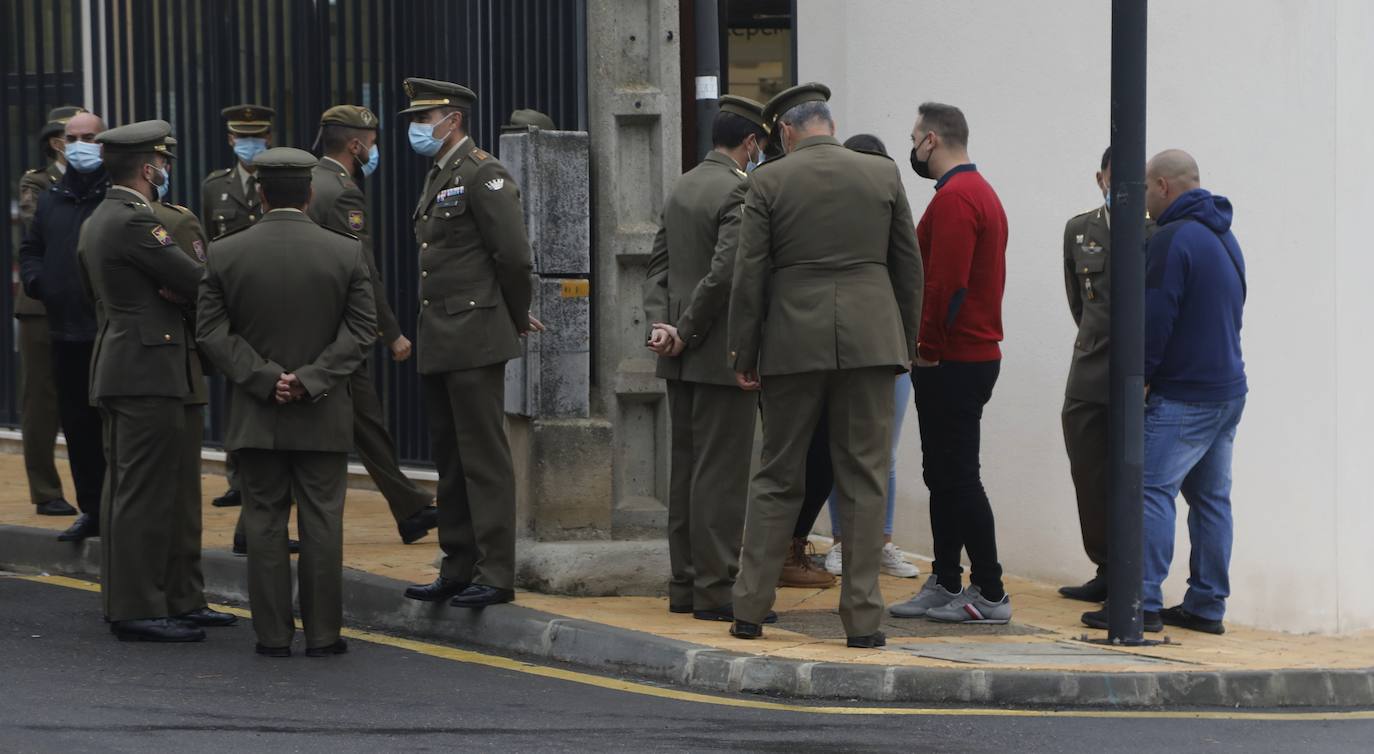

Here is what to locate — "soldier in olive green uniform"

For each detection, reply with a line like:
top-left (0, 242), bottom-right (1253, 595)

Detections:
top-left (1058, 147), bottom-right (1154, 603)
top-left (642, 95), bottom-right (768, 620)
top-left (201, 104), bottom-right (274, 511)
top-left (397, 78), bottom-right (533, 609)
top-left (197, 148), bottom-right (377, 656)
top-left (308, 104), bottom-right (438, 544)
top-left (15, 106), bottom-right (84, 516)
top-left (79, 121), bottom-right (235, 643)
top-left (502, 109), bottom-right (556, 132)
top-left (726, 84), bottom-right (923, 646)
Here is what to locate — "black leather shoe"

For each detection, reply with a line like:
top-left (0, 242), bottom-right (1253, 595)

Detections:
top-left (668, 603), bottom-right (694, 614)
top-left (111, 618), bottom-right (205, 643)
top-left (729, 619), bottom-right (763, 639)
top-left (255, 643), bottom-right (291, 658)
top-left (36, 499), bottom-right (77, 516)
top-left (212, 489), bottom-right (242, 507)
top-left (1059, 575), bottom-right (1109, 603)
top-left (847, 631), bottom-right (887, 649)
top-left (692, 605), bottom-right (778, 624)
top-left (57, 513), bottom-right (99, 542)
top-left (176, 607), bottom-right (238, 627)
top-left (397, 505), bottom-right (439, 545)
top-left (404, 576), bottom-right (468, 602)
top-left (1081, 605), bottom-right (1163, 633)
top-left (306, 639), bottom-right (349, 657)
top-left (233, 534), bottom-right (300, 556)
top-left (450, 584), bottom-right (515, 608)
top-left (1160, 605), bottom-right (1225, 635)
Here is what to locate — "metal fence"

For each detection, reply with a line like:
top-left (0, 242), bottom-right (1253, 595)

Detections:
top-left (2, 0), bottom-right (589, 466)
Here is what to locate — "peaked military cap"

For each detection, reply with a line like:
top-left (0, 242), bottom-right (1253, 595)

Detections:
top-left (501, 108), bottom-right (556, 132)
top-left (251, 147), bottom-right (317, 178)
top-left (40, 105), bottom-right (87, 140)
top-left (718, 95), bottom-right (768, 132)
top-left (221, 104), bottom-right (275, 135)
top-left (320, 104), bottom-right (379, 130)
top-left (97, 119), bottom-right (177, 158)
top-left (399, 78), bottom-right (477, 116)
top-left (762, 82), bottom-right (832, 131)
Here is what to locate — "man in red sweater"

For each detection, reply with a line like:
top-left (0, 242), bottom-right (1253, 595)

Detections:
top-left (888, 102), bottom-right (1011, 624)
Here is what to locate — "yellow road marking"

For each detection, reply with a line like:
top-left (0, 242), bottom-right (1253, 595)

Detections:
top-left (15, 574), bottom-right (1374, 721)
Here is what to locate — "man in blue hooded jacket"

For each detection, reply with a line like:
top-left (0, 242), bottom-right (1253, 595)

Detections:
top-left (1134, 149), bottom-right (1247, 635)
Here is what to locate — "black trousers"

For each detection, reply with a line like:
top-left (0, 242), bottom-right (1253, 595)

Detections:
top-left (793, 408), bottom-right (832, 539)
top-left (913, 360), bottom-right (1003, 595)
top-left (50, 339), bottom-right (105, 515)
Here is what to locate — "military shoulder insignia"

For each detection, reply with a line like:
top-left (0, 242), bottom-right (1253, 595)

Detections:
top-left (347, 209), bottom-right (365, 231)
top-left (192, 239), bottom-right (207, 262)
top-left (203, 168), bottom-right (232, 183)
top-left (484, 178), bottom-right (505, 192)
top-left (472, 149), bottom-right (489, 161)
top-left (23, 168), bottom-right (39, 175)
top-left (1075, 234), bottom-right (1085, 244)
top-left (169, 204), bottom-right (194, 215)
top-left (150, 225), bottom-right (174, 246)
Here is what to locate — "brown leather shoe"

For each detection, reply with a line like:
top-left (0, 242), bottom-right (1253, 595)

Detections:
top-left (778, 538), bottom-right (836, 588)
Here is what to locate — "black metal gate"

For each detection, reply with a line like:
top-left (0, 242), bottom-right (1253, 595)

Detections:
top-left (2, 0), bottom-right (588, 466)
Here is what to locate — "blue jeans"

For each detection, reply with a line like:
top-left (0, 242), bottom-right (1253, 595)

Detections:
top-left (1142, 393), bottom-right (1246, 620)
top-left (830, 373), bottom-right (910, 538)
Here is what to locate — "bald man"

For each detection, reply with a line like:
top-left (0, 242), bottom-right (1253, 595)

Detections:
top-left (20, 111), bottom-right (111, 543)
top-left (1081, 149), bottom-right (1247, 636)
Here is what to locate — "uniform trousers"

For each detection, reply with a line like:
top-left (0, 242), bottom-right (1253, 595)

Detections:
top-left (18, 316), bottom-right (63, 504)
top-left (50, 339), bottom-right (105, 515)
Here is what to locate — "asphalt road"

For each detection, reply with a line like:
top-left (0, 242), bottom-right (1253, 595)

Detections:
top-left (1, 575), bottom-right (1369, 754)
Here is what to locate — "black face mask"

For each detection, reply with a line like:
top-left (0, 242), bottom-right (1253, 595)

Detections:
top-left (910, 138), bottom-right (934, 180)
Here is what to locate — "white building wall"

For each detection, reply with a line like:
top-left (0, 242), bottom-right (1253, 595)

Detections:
top-left (797, 0), bottom-right (1372, 634)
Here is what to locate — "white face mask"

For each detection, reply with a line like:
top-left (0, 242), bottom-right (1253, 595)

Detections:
top-left (746, 140), bottom-right (765, 173)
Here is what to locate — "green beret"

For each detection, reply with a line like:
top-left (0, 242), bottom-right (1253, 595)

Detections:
top-left (501, 109), bottom-right (556, 132)
top-left (97, 119), bottom-right (177, 159)
top-left (320, 104), bottom-right (379, 130)
top-left (221, 104), bottom-right (275, 135)
top-left (762, 82), bottom-right (832, 130)
top-left (39, 105), bottom-right (86, 141)
top-left (718, 95), bottom-right (767, 132)
top-left (399, 77), bottom-right (477, 115)
top-left (251, 147), bottom-right (317, 178)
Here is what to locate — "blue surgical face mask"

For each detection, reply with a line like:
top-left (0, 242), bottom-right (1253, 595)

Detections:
top-left (232, 137), bottom-right (267, 165)
top-left (151, 164), bottom-right (170, 200)
top-left (408, 113), bottom-right (453, 157)
top-left (746, 142), bottom-right (765, 173)
top-left (1102, 183), bottom-right (1111, 209)
top-left (362, 143), bottom-right (380, 177)
top-left (66, 141), bottom-right (103, 173)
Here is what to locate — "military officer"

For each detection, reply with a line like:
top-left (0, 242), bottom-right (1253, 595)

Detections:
top-left (79, 120), bottom-right (235, 642)
top-left (202, 103), bottom-right (274, 511)
top-left (1058, 147), bottom-right (1155, 603)
top-left (197, 147), bottom-right (377, 657)
top-left (309, 104), bottom-right (438, 544)
top-left (15, 105), bottom-right (84, 517)
top-left (725, 83), bottom-right (923, 646)
top-left (397, 78), bottom-right (533, 608)
top-left (642, 95), bottom-right (769, 621)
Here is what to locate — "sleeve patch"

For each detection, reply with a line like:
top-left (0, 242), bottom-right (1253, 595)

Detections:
top-left (192, 239), bottom-right (206, 262)
top-left (151, 225), bottom-right (174, 246)
top-left (347, 209), bottom-right (365, 231)
top-left (484, 178), bottom-right (505, 192)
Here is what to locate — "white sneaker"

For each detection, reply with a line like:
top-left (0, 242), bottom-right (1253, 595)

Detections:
top-left (880, 543), bottom-right (920, 578)
top-left (824, 543), bottom-right (843, 575)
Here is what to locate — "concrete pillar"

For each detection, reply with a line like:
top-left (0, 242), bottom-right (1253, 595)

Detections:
top-left (507, 0), bottom-right (681, 596)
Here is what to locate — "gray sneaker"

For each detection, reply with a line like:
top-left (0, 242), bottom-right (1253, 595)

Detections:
top-left (888, 575), bottom-right (959, 618)
top-left (925, 585), bottom-right (1012, 624)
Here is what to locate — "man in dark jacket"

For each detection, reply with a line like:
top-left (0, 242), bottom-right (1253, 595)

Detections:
top-left (1085, 149), bottom-right (1247, 636)
top-left (19, 111), bottom-right (110, 542)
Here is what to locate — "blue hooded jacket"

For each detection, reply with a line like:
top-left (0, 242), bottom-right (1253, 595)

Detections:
top-left (1144, 187), bottom-right (1247, 402)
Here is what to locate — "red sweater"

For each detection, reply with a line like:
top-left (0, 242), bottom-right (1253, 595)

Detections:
top-left (915, 165), bottom-right (1007, 362)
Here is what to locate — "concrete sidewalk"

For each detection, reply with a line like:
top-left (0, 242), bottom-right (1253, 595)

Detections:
top-left (2, 452), bottom-right (1371, 708)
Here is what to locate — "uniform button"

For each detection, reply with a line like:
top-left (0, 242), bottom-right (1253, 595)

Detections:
top-left (422, 215), bottom-right (429, 221)
top-left (421, 242), bottom-right (428, 249)
top-left (468, 300), bottom-right (476, 306)
top-left (444, 212), bottom-right (451, 218)
top-left (1083, 267), bottom-right (1089, 273)
top-left (249, 214), bottom-right (256, 221)
top-left (730, 351), bottom-right (737, 358)
top-left (163, 333), bottom-right (172, 342)
top-left (423, 299), bottom-right (430, 307)
top-left (420, 270), bottom-right (428, 278)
